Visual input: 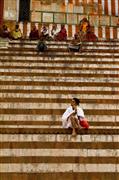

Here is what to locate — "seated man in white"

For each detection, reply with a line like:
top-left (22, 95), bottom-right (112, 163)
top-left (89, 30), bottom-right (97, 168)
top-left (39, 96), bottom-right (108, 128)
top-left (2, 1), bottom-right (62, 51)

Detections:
top-left (51, 24), bottom-right (59, 40)
top-left (40, 25), bottom-right (49, 40)
top-left (62, 98), bottom-right (89, 137)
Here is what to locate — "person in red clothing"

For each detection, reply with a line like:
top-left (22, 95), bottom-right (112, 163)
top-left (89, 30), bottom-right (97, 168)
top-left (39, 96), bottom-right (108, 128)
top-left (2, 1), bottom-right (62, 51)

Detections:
top-left (29, 25), bottom-right (39, 40)
top-left (55, 24), bottom-right (67, 41)
top-left (0, 24), bottom-right (10, 38)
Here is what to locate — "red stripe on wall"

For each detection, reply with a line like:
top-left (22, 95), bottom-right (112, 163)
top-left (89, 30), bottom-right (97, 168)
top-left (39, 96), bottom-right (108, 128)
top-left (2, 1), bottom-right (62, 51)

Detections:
top-left (0, 0), bottom-right (4, 26)
top-left (98, 0), bottom-right (102, 14)
top-left (104, 0), bottom-right (108, 15)
top-left (105, 26), bottom-right (110, 40)
top-left (113, 27), bottom-right (117, 39)
top-left (111, 0), bottom-right (115, 16)
top-left (98, 26), bottom-right (102, 39)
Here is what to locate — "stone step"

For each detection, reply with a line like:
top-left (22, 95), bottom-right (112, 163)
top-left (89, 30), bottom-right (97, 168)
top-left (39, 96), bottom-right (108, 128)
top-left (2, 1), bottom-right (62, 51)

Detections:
top-left (9, 40), bottom-right (119, 45)
top-left (1, 134), bottom-right (118, 142)
top-left (6, 47), bottom-right (119, 53)
top-left (0, 50), bottom-right (119, 56)
top-left (8, 43), bottom-right (119, 49)
top-left (0, 84), bottom-right (119, 91)
top-left (0, 172), bottom-right (118, 180)
top-left (1, 62), bottom-right (119, 69)
top-left (0, 75), bottom-right (119, 83)
top-left (0, 156), bottom-right (118, 164)
top-left (1, 56), bottom-right (119, 62)
top-left (0, 126), bottom-right (118, 129)
top-left (0, 102), bottom-right (118, 110)
top-left (0, 89), bottom-right (118, 95)
top-left (0, 63), bottom-right (119, 73)
top-left (0, 97), bottom-right (119, 104)
top-left (0, 115), bottom-right (118, 122)
top-left (0, 128), bottom-right (118, 134)
top-left (1, 92), bottom-right (118, 100)
top-left (0, 101), bottom-right (119, 109)
top-left (0, 71), bottom-right (119, 77)
top-left (0, 163), bottom-right (118, 173)
top-left (0, 141), bottom-right (119, 149)
top-left (0, 81), bottom-right (118, 87)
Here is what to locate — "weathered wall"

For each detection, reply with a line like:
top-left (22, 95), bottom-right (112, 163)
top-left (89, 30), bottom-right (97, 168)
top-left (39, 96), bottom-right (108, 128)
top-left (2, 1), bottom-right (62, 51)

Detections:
top-left (1, 0), bottom-right (119, 39)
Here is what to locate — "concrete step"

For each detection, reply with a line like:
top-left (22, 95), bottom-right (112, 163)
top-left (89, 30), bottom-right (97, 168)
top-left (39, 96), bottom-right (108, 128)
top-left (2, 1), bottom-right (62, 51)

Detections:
top-left (0, 85), bottom-right (119, 93)
top-left (1, 56), bottom-right (119, 62)
top-left (0, 75), bottom-right (119, 83)
top-left (8, 43), bottom-right (119, 49)
top-left (0, 40), bottom-right (119, 179)
top-left (0, 70), bottom-right (119, 76)
top-left (0, 141), bottom-right (119, 149)
top-left (0, 125), bottom-right (118, 129)
top-left (8, 40), bottom-right (119, 45)
top-left (0, 128), bottom-right (119, 134)
top-left (0, 172), bottom-right (118, 180)
top-left (0, 80), bottom-right (119, 88)
top-left (0, 65), bottom-right (119, 75)
top-left (0, 50), bottom-right (119, 56)
top-left (0, 101), bottom-right (118, 110)
top-left (1, 92), bottom-right (119, 100)
top-left (1, 134), bottom-right (118, 142)
top-left (1, 62), bottom-right (119, 69)
top-left (6, 47), bottom-right (119, 53)
top-left (0, 114), bottom-right (118, 122)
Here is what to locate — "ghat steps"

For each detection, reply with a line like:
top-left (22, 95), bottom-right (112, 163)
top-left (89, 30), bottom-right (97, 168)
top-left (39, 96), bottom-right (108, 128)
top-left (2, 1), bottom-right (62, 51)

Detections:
top-left (0, 40), bottom-right (119, 180)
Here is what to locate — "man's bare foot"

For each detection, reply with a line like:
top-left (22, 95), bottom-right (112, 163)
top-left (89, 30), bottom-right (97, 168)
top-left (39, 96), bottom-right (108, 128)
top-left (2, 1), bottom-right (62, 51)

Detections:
top-left (71, 129), bottom-right (77, 137)
top-left (71, 133), bottom-right (77, 137)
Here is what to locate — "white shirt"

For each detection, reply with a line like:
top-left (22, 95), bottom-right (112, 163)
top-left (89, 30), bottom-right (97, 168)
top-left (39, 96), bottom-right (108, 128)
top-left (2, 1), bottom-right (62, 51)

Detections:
top-left (62, 105), bottom-right (85, 128)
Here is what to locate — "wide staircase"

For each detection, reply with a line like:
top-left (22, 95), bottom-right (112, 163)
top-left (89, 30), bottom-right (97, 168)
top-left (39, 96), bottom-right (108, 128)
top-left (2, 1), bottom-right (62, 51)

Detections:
top-left (0, 40), bottom-right (119, 180)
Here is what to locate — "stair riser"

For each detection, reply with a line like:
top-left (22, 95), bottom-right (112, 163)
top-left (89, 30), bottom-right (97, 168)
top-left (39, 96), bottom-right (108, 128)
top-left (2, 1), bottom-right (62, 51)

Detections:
top-left (0, 149), bottom-right (118, 157)
top-left (1, 56), bottom-right (119, 62)
top-left (1, 93), bottom-right (119, 99)
top-left (1, 76), bottom-right (119, 82)
top-left (0, 134), bottom-right (118, 142)
top-left (0, 163), bottom-right (118, 173)
top-left (0, 103), bottom-right (118, 110)
top-left (0, 115), bottom-right (118, 122)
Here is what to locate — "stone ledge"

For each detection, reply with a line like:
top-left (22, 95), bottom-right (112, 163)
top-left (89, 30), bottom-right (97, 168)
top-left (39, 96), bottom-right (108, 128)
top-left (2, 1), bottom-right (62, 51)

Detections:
top-left (0, 128), bottom-right (119, 134)
top-left (0, 172), bottom-right (118, 180)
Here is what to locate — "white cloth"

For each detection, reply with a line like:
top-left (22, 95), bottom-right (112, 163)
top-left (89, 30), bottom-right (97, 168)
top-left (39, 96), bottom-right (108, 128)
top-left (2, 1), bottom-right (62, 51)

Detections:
top-left (51, 28), bottom-right (59, 38)
top-left (41, 27), bottom-right (49, 35)
top-left (62, 106), bottom-right (85, 128)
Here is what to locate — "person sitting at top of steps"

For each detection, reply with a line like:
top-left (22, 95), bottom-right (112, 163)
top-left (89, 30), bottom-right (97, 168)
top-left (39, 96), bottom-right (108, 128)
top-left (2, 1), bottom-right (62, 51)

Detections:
top-left (11, 24), bottom-right (22, 40)
top-left (29, 25), bottom-right (39, 40)
top-left (0, 24), bottom-right (10, 38)
top-left (62, 98), bottom-right (89, 137)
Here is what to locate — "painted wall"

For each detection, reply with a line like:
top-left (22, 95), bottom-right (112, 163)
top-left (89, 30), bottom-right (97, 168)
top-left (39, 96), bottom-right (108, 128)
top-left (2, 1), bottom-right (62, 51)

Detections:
top-left (1, 0), bottom-right (119, 39)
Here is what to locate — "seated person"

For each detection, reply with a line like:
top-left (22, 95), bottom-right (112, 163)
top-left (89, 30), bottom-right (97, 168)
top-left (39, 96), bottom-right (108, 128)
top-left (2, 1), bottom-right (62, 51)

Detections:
top-left (68, 40), bottom-right (81, 52)
top-left (11, 24), bottom-right (22, 40)
top-left (74, 17), bottom-right (98, 42)
top-left (62, 98), bottom-right (89, 137)
top-left (55, 24), bottom-right (67, 41)
top-left (0, 24), bottom-right (10, 38)
top-left (40, 25), bottom-right (49, 40)
top-left (51, 24), bottom-right (59, 40)
top-left (36, 38), bottom-right (47, 53)
top-left (29, 25), bottom-right (39, 40)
